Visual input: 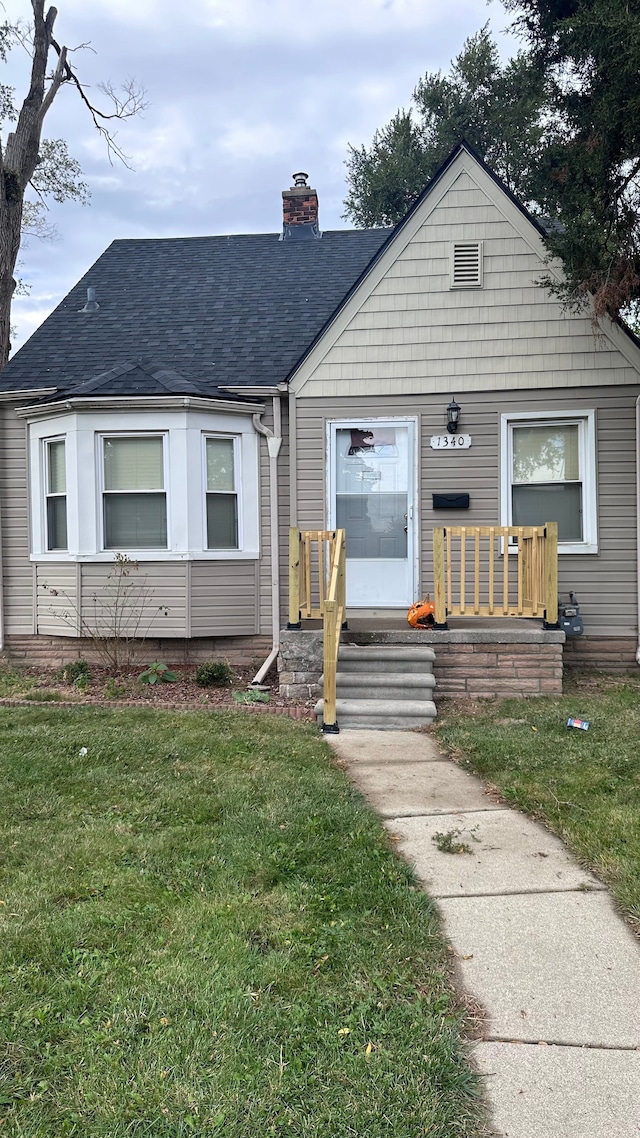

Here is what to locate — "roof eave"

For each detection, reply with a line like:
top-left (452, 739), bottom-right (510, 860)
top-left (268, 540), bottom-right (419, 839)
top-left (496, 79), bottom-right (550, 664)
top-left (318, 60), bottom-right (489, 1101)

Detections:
top-left (15, 393), bottom-right (266, 420)
top-left (0, 387), bottom-right (58, 402)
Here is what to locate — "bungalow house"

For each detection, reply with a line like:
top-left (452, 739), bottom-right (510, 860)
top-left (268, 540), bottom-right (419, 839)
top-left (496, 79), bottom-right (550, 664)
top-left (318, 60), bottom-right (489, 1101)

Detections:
top-left (1, 143), bottom-right (639, 715)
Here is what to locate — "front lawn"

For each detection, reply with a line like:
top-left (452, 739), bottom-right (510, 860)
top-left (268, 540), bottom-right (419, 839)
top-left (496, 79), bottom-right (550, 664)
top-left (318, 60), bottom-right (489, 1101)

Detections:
top-left (435, 674), bottom-right (640, 931)
top-left (0, 708), bottom-right (485, 1137)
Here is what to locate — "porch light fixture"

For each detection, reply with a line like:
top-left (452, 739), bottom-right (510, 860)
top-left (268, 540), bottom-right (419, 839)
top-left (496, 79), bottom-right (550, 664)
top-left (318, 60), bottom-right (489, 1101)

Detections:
top-left (447, 397), bottom-right (461, 434)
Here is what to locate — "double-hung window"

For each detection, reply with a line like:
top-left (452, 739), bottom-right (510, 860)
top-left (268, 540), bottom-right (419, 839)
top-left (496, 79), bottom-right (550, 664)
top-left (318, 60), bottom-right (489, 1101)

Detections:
top-left (502, 411), bottom-right (597, 553)
top-left (102, 435), bottom-right (167, 549)
top-left (205, 436), bottom-right (239, 549)
top-left (45, 438), bottom-right (67, 551)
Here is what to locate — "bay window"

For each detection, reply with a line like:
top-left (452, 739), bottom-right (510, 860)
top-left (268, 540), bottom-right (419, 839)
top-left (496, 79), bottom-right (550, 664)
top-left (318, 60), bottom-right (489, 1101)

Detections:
top-left (27, 406), bottom-right (260, 561)
top-left (501, 411), bottom-right (597, 553)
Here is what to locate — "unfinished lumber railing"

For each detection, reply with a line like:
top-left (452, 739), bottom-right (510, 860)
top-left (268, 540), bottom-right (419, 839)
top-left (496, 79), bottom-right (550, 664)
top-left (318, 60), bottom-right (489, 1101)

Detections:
top-left (288, 528), bottom-right (346, 732)
top-left (432, 522), bottom-right (558, 627)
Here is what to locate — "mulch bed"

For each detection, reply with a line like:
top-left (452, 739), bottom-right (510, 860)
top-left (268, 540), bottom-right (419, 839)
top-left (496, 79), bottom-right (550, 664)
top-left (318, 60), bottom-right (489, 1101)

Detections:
top-left (0, 664), bottom-right (317, 721)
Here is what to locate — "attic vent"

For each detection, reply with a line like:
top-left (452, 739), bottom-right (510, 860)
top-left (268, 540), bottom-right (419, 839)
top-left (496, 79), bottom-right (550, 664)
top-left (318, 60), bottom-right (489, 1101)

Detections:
top-left (451, 241), bottom-right (483, 288)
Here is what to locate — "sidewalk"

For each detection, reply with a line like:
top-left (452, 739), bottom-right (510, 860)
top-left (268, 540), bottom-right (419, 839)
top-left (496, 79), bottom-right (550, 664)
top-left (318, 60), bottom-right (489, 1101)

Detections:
top-left (327, 729), bottom-right (640, 1138)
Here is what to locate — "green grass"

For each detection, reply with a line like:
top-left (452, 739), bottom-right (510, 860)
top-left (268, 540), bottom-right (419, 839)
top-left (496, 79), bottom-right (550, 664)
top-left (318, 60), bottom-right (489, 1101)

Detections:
top-left (0, 665), bottom-right (38, 698)
top-left (0, 708), bottom-right (485, 1137)
top-left (435, 674), bottom-right (640, 928)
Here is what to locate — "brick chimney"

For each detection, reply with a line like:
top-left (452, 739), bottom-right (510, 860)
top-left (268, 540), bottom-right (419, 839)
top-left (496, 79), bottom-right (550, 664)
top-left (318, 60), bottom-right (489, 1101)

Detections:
top-left (282, 172), bottom-right (320, 240)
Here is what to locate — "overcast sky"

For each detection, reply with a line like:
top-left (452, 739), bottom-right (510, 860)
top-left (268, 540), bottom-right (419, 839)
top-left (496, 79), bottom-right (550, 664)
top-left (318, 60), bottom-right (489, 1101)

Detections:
top-left (4, 0), bottom-right (516, 350)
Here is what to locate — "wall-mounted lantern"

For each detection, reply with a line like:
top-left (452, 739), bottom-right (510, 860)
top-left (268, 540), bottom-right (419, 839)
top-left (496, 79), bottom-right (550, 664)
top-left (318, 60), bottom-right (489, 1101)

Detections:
top-left (446, 397), bottom-right (461, 434)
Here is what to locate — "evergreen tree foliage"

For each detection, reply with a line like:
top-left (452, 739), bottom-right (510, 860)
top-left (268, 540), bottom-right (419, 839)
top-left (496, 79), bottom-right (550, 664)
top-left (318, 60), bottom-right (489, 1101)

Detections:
top-left (343, 26), bottom-right (546, 229)
top-left (502, 0), bottom-right (640, 320)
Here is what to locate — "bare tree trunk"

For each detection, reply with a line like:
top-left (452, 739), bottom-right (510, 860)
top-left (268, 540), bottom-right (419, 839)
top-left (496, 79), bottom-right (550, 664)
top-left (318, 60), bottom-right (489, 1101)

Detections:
top-left (0, 3), bottom-right (144, 365)
top-left (0, 2), bottom-right (64, 368)
top-left (0, 198), bottom-right (23, 367)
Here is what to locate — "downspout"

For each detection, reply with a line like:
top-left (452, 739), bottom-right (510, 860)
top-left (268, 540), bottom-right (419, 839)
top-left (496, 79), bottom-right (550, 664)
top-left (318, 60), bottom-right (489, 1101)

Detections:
top-left (251, 396), bottom-right (283, 685)
top-left (636, 395), bottom-right (640, 665)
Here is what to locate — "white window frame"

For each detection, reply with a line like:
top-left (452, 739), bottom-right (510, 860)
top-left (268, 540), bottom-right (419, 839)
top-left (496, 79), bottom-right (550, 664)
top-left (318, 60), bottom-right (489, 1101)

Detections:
top-left (500, 409), bottom-right (597, 554)
top-left (43, 435), bottom-right (68, 552)
top-left (98, 432), bottom-right (169, 552)
top-left (202, 433), bottom-right (242, 551)
top-left (28, 409), bottom-right (259, 562)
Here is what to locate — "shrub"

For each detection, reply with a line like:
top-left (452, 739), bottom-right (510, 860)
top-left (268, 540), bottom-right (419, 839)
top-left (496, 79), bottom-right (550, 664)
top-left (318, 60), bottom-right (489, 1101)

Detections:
top-left (194, 660), bottom-right (235, 687)
top-left (62, 660), bottom-right (92, 685)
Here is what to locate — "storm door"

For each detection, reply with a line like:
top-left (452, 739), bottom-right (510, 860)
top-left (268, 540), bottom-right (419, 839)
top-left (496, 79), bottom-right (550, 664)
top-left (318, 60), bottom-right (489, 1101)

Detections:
top-left (328, 420), bottom-right (416, 607)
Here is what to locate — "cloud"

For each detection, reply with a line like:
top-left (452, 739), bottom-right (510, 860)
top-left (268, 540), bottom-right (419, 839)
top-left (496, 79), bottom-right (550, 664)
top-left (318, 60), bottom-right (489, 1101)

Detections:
top-left (3, 0), bottom-right (516, 351)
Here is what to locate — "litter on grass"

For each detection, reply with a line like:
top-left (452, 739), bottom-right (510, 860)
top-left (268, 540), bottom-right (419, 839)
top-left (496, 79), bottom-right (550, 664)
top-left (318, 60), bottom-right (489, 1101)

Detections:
top-left (567, 717), bottom-right (590, 731)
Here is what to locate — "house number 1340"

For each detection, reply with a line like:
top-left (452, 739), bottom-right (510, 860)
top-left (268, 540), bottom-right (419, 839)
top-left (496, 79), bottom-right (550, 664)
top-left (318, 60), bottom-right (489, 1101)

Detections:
top-left (430, 434), bottom-right (472, 449)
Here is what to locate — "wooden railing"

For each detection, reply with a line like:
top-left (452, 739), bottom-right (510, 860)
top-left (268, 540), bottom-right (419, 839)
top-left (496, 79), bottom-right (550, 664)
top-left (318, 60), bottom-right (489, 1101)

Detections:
top-left (288, 528), bottom-right (346, 731)
top-left (432, 522), bottom-right (558, 626)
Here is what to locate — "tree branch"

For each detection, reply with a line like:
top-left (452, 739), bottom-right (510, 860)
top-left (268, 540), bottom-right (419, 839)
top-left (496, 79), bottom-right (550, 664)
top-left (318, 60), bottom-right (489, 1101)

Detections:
top-left (49, 35), bottom-right (147, 165)
top-left (38, 40), bottom-right (66, 123)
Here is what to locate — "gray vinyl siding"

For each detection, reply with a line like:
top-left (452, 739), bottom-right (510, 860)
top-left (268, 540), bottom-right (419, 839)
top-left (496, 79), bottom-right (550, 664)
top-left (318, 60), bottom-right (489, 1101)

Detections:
top-left (36, 559), bottom-right (264, 640)
top-left (34, 561), bottom-right (191, 639)
top-left (256, 400), bottom-right (291, 635)
top-left (190, 561), bottom-right (259, 635)
top-left (80, 562), bottom-right (189, 638)
top-left (278, 401), bottom-right (291, 623)
top-left (0, 406), bottom-right (34, 634)
top-left (36, 563), bottom-right (79, 635)
top-left (294, 386), bottom-right (639, 637)
top-left (293, 164), bottom-right (640, 398)
top-left (258, 408), bottom-right (271, 635)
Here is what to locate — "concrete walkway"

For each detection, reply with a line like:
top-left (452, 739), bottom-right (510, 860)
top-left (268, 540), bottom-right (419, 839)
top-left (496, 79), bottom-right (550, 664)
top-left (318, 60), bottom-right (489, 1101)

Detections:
top-left (327, 730), bottom-right (640, 1138)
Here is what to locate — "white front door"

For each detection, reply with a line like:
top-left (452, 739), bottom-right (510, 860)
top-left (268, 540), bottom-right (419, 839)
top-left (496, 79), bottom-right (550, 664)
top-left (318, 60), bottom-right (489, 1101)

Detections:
top-left (328, 419), bottom-right (417, 607)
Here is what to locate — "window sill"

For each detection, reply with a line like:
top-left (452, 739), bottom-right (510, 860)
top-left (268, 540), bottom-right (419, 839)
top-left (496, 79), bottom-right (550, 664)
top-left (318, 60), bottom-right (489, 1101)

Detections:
top-left (31, 549), bottom-right (260, 563)
top-left (507, 543), bottom-right (598, 556)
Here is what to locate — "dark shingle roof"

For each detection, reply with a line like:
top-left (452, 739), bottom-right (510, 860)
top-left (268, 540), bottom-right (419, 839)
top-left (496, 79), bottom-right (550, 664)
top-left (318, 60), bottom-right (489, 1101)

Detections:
top-left (65, 358), bottom-right (205, 397)
top-left (1, 229), bottom-right (390, 396)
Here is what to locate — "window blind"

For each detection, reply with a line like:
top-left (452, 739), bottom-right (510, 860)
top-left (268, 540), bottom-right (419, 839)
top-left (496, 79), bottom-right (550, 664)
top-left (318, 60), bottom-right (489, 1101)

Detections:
top-left (206, 437), bottom-right (235, 491)
top-left (47, 439), bottom-right (66, 494)
top-left (104, 437), bottom-right (164, 490)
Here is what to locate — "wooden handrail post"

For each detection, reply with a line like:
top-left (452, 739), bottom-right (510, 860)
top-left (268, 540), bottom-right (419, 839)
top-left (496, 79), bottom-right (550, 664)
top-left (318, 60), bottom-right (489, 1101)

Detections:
top-left (323, 598), bottom-right (338, 732)
top-left (432, 527), bottom-right (448, 627)
top-left (521, 533), bottom-right (531, 607)
top-left (337, 530), bottom-right (347, 626)
top-left (544, 521), bottom-right (559, 627)
top-left (287, 527), bottom-right (302, 628)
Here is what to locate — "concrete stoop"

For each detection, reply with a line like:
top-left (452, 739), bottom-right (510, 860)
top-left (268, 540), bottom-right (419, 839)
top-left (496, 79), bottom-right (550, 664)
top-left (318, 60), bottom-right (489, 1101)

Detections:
top-left (314, 644), bottom-right (437, 730)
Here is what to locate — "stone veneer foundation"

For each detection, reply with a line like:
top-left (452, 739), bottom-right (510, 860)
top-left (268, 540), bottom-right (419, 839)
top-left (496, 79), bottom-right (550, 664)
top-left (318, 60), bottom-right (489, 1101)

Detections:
top-left (562, 636), bottom-right (638, 673)
top-left (3, 634), bottom-right (272, 670)
top-left (279, 625), bottom-right (566, 701)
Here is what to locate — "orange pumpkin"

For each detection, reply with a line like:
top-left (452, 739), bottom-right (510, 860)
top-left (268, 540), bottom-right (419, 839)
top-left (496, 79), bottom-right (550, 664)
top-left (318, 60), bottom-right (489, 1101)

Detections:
top-left (407, 595), bottom-right (436, 628)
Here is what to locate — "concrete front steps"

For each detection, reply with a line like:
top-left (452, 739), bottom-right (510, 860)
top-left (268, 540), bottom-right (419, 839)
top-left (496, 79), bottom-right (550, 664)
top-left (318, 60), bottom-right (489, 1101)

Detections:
top-left (315, 644), bottom-right (437, 730)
